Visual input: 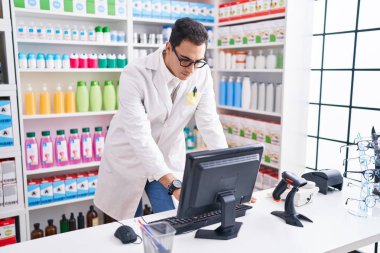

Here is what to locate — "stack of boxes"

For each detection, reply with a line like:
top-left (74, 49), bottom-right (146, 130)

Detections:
top-left (0, 160), bottom-right (18, 208)
top-left (0, 217), bottom-right (17, 247)
top-left (27, 170), bottom-right (98, 206)
top-left (0, 99), bottom-right (14, 148)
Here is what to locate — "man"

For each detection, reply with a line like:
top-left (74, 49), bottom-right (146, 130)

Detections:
top-left (94, 18), bottom-right (228, 220)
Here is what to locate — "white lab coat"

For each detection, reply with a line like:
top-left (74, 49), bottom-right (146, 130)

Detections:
top-left (94, 47), bottom-right (228, 220)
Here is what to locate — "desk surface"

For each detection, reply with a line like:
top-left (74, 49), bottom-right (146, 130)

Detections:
top-left (2, 186), bottom-right (380, 253)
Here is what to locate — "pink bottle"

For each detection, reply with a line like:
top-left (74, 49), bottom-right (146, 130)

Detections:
top-left (55, 130), bottom-right (69, 166)
top-left (93, 126), bottom-right (104, 162)
top-left (68, 128), bottom-right (81, 164)
top-left (79, 53), bottom-right (88, 68)
top-left (81, 127), bottom-right (93, 163)
top-left (88, 53), bottom-right (98, 68)
top-left (40, 130), bottom-right (54, 168)
top-left (25, 132), bottom-right (39, 170)
top-left (70, 53), bottom-right (79, 68)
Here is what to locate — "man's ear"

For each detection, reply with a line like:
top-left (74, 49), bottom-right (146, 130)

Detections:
top-left (165, 42), bottom-right (172, 53)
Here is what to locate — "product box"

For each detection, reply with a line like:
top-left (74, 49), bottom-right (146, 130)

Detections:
top-left (0, 121), bottom-right (14, 148)
top-left (73, 0), bottom-right (86, 14)
top-left (230, 25), bottom-right (243, 45)
top-left (255, 0), bottom-right (270, 16)
top-left (107, 0), bottom-right (116, 16)
top-left (50, 0), bottom-right (64, 11)
top-left (188, 2), bottom-right (198, 20)
top-left (132, 0), bottom-right (142, 16)
top-left (27, 179), bottom-right (41, 206)
top-left (3, 183), bottom-right (18, 207)
top-left (265, 122), bottom-right (281, 145)
top-left (88, 170), bottom-right (98, 195)
top-left (0, 184), bottom-right (3, 206)
top-left (218, 2), bottom-right (230, 22)
top-left (40, 177), bottom-right (53, 204)
top-left (161, 0), bottom-right (170, 19)
top-left (141, 0), bottom-right (152, 17)
top-left (0, 218), bottom-right (17, 247)
top-left (206, 4), bottom-right (215, 23)
top-left (170, 0), bottom-right (181, 20)
top-left (65, 174), bottom-right (78, 199)
top-left (0, 100), bottom-right (12, 125)
top-left (263, 143), bottom-right (280, 166)
top-left (151, 0), bottom-right (161, 18)
top-left (25, 0), bottom-right (41, 9)
top-left (198, 3), bottom-right (208, 22)
top-left (94, 0), bottom-right (107, 16)
top-left (53, 176), bottom-right (66, 202)
top-left (115, 3), bottom-right (127, 17)
top-left (217, 26), bottom-right (230, 46)
top-left (270, 0), bottom-right (286, 13)
top-left (77, 172), bottom-right (89, 197)
top-left (178, 1), bottom-right (188, 19)
top-left (1, 161), bottom-right (16, 184)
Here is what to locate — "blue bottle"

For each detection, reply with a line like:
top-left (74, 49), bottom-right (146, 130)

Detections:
top-left (219, 76), bottom-right (227, 105)
top-left (226, 76), bottom-right (234, 107)
top-left (234, 76), bottom-right (242, 107)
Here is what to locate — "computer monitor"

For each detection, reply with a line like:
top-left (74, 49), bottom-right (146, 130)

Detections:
top-left (177, 144), bottom-right (263, 240)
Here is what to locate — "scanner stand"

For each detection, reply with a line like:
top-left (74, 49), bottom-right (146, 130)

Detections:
top-left (195, 192), bottom-right (242, 240)
top-left (271, 187), bottom-right (313, 227)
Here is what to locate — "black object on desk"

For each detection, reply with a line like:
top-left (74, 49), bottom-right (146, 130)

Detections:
top-left (302, 169), bottom-right (343, 195)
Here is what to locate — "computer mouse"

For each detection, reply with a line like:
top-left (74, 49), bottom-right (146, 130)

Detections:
top-left (114, 225), bottom-right (138, 244)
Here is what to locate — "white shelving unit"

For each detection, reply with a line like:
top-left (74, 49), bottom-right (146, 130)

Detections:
top-left (214, 69), bottom-right (283, 73)
top-left (218, 42), bottom-right (284, 50)
top-left (217, 13), bottom-right (286, 26)
top-left (26, 161), bottom-right (100, 176)
top-left (217, 105), bottom-right (282, 118)
top-left (18, 39), bottom-right (128, 47)
top-left (133, 16), bottom-right (215, 27)
top-left (19, 68), bottom-right (123, 73)
top-left (28, 196), bottom-right (94, 211)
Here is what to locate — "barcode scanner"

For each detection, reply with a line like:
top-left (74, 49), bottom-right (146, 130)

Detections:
top-left (271, 171), bottom-right (313, 227)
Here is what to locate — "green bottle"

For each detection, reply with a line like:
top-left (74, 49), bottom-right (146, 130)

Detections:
top-left (276, 49), bottom-right (284, 69)
top-left (60, 214), bottom-right (69, 233)
top-left (76, 81), bottom-right (89, 112)
top-left (103, 80), bottom-right (116, 111)
top-left (115, 80), bottom-right (119, 110)
top-left (89, 81), bottom-right (102, 112)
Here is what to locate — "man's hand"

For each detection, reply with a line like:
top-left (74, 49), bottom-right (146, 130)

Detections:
top-left (251, 196), bottom-right (256, 203)
top-left (173, 189), bottom-right (181, 201)
top-left (159, 173), bottom-right (180, 200)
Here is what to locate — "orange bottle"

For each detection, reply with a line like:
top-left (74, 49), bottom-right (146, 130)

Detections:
top-left (39, 83), bottom-right (51, 115)
top-left (65, 85), bottom-right (76, 113)
top-left (25, 84), bottom-right (36, 115)
top-left (53, 83), bottom-right (65, 114)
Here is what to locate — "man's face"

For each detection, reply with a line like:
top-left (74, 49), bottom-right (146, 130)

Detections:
top-left (165, 40), bottom-right (206, 80)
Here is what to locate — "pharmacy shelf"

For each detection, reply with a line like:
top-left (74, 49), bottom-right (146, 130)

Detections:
top-left (218, 42), bottom-right (284, 50)
top-left (0, 19), bottom-right (11, 32)
top-left (25, 162), bottom-right (100, 176)
top-left (0, 84), bottom-right (17, 91)
top-left (0, 150), bottom-right (21, 159)
top-left (214, 69), bottom-right (283, 73)
top-left (133, 43), bottom-right (162, 48)
top-left (133, 17), bottom-right (215, 27)
top-left (217, 105), bottom-right (281, 118)
top-left (19, 68), bottom-right (123, 73)
top-left (22, 110), bottom-right (117, 120)
top-left (17, 39), bottom-right (128, 47)
top-left (218, 13), bottom-right (286, 27)
top-left (28, 196), bottom-right (94, 211)
top-left (0, 207), bottom-right (26, 220)
top-left (14, 8), bottom-right (128, 22)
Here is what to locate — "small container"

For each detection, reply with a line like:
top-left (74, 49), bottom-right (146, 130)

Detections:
top-left (107, 53), bottom-right (116, 68)
top-left (45, 23), bottom-right (54, 40)
top-left (148, 33), bottom-right (156, 44)
top-left (46, 54), bottom-right (55, 69)
top-left (27, 22), bottom-right (37, 39)
top-left (37, 53), bottom-right (46, 69)
top-left (133, 32), bottom-right (138, 44)
top-left (71, 25), bottom-right (79, 41)
top-left (70, 53), bottom-right (79, 68)
top-left (111, 30), bottom-right (118, 43)
top-left (103, 26), bottom-right (111, 43)
top-left (98, 53), bottom-right (107, 68)
top-left (117, 54), bottom-right (127, 68)
top-left (79, 26), bottom-right (88, 41)
top-left (55, 24), bottom-right (63, 40)
top-left (140, 222), bottom-right (175, 253)
top-left (63, 25), bottom-right (71, 40)
top-left (27, 53), bottom-right (37, 69)
top-left (54, 54), bottom-right (62, 69)
top-left (88, 53), bottom-right (98, 68)
top-left (88, 26), bottom-right (96, 41)
top-left (117, 31), bottom-right (126, 43)
top-left (79, 53), bottom-right (88, 68)
top-left (139, 33), bottom-right (147, 44)
top-left (36, 23), bottom-right (46, 40)
top-left (17, 22), bottom-right (27, 39)
top-left (95, 26), bottom-right (103, 43)
top-left (62, 54), bottom-right (70, 69)
top-left (18, 53), bottom-right (28, 69)
top-left (156, 34), bottom-right (163, 45)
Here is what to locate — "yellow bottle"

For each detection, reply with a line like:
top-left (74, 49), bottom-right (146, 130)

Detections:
top-left (54, 83), bottom-right (65, 114)
top-left (25, 84), bottom-right (36, 115)
top-left (65, 85), bottom-right (76, 113)
top-left (40, 83), bottom-right (51, 115)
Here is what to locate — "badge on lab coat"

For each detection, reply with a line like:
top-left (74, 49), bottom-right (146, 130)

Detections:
top-left (186, 86), bottom-right (198, 106)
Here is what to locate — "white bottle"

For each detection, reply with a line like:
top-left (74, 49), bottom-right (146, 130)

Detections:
top-left (242, 77), bottom-right (251, 110)
top-left (225, 50), bottom-right (232, 69)
top-left (266, 49), bottom-right (277, 69)
top-left (71, 25), bottom-right (79, 41)
top-left (246, 50), bottom-right (255, 69)
top-left (231, 51), bottom-right (237, 69)
top-left (257, 82), bottom-right (266, 111)
top-left (27, 22), bottom-right (37, 39)
top-left (63, 25), bottom-right (71, 40)
top-left (275, 83), bottom-right (283, 113)
top-left (250, 82), bottom-right (258, 110)
top-left (265, 83), bottom-right (274, 112)
top-left (55, 24), bottom-right (63, 40)
top-left (88, 27), bottom-right (96, 41)
top-left (36, 23), bottom-right (46, 40)
top-left (79, 26), bottom-right (88, 41)
top-left (45, 23), bottom-right (54, 40)
top-left (206, 52), bottom-right (213, 68)
top-left (256, 50), bottom-right (266, 69)
top-left (54, 54), bottom-right (62, 69)
top-left (219, 50), bottom-right (226, 69)
top-left (17, 21), bottom-right (27, 39)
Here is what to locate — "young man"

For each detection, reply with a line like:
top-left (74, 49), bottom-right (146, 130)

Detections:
top-left (94, 18), bottom-right (228, 220)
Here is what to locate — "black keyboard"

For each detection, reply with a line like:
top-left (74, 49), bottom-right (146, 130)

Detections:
top-left (149, 204), bottom-right (252, 235)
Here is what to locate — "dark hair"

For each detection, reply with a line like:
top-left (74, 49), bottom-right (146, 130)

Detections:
top-left (169, 18), bottom-right (208, 47)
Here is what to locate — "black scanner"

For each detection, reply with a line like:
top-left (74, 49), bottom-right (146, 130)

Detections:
top-left (302, 169), bottom-right (343, 194)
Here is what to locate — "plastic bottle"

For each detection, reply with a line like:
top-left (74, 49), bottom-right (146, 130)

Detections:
top-left (31, 223), bottom-right (44, 239)
top-left (242, 77), bottom-right (251, 109)
top-left (79, 26), bottom-right (88, 41)
top-left (45, 23), bottom-right (54, 40)
top-left (25, 132), bottom-right (39, 170)
top-left (206, 52), bottom-right (213, 69)
top-left (36, 53), bottom-right (45, 69)
top-left (70, 53), bottom-right (79, 68)
top-left (93, 127), bottom-right (104, 161)
top-left (40, 83), bottom-right (51, 114)
top-left (162, 25), bottom-right (172, 43)
top-left (17, 21), bottom-right (26, 39)
top-left (193, 126), bottom-right (203, 149)
top-left (226, 76), bottom-right (234, 107)
top-left (25, 84), bottom-right (37, 115)
top-left (54, 54), bottom-right (62, 69)
top-left (54, 83), bottom-right (65, 113)
top-left (55, 24), bottom-right (63, 40)
top-left (207, 28), bottom-right (213, 46)
top-left (117, 54), bottom-right (127, 68)
top-left (60, 214), bottom-right (69, 233)
top-left (76, 81), bottom-right (89, 112)
top-left (103, 80), bottom-right (116, 111)
top-left (219, 76), bottom-right (227, 105)
top-left (255, 50), bottom-right (266, 69)
top-left (68, 128), bottom-right (81, 164)
top-left (231, 51), bottom-right (237, 69)
top-left (40, 130), bottom-right (54, 168)
top-left (115, 81), bottom-right (119, 109)
top-left (46, 54), bottom-right (54, 69)
top-left (111, 30), bottom-right (118, 43)
top-left (88, 26), bottom-right (96, 41)
top-left (79, 53), bottom-right (88, 68)
top-left (18, 53), bottom-right (28, 69)
top-left (95, 26), bottom-right (103, 42)
top-left (107, 54), bottom-right (116, 68)
top-left (62, 54), bottom-right (70, 69)
top-left (265, 83), bottom-right (274, 112)
top-left (103, 26), bottom-right (111, 43)
top-left (234, 76), bottom-right (242, 107)
top-left (71, 25), bottom-right (79, 41)
top-left (55, 130), bottom-right (69, 166)
top-left (65, 85), bottom-right (76, 113)
top-left (81, 127), bottom-right (93, 162)
top-left (266, 49), bottom-right (276, 69)
top-left (98, 53), bottom-right (107, 68)
top-left (27, 53), bottom-right (37, 69)
top-left (36, 23), bottom-right (46, 40)
top-left (246, 50), bottom-right (255, 69)
top-left (63, 25), bottom-right (71, 40)
top-left (275, 83), bottom-right (283, 113)
top-left (86, 205), bottom-right (98, 227)
top-left (68, 213), bottom-right (77, 231)
top-left (45, 219), bottom-right (57, 236)
top-left (77, 212), bottom-right (85, 229)
top-left (276, 49), bottom-right (284, 69)
top-left (257, 82), bottom-right (266, 111)
top-left (186, 130), bottom-right (195, 150)
top-left (88, 53), bottom-right (98, 68)
top-left (251, 82), bottom-right (258, 110)
top-left (225, 50), bottom-right (232, 69)
top-left (117, 31), bottom-right (126, 43)
top-left (27, 22), bottom-right (37, 39)
top-left (89, 81), bottom-right (102, 112)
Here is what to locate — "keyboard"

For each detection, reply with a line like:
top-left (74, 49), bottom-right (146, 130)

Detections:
top-left (149, 204), bottom-right (252, 235)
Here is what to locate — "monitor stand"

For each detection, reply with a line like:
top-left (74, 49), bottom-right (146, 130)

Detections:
top-left (195, 191), bottom-right (242, 240)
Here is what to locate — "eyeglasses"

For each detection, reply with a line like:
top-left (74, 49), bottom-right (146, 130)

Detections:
top-left (342, 154), bottom-right (376, 166)
top-left (346, 195), bottom-right (380, 208)
top-left (340, 140), bottom-right (375, 153)
top-left (345, 169), bottom-right (380, 181)
top-left (171, 43), bottom-right (208, 68)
